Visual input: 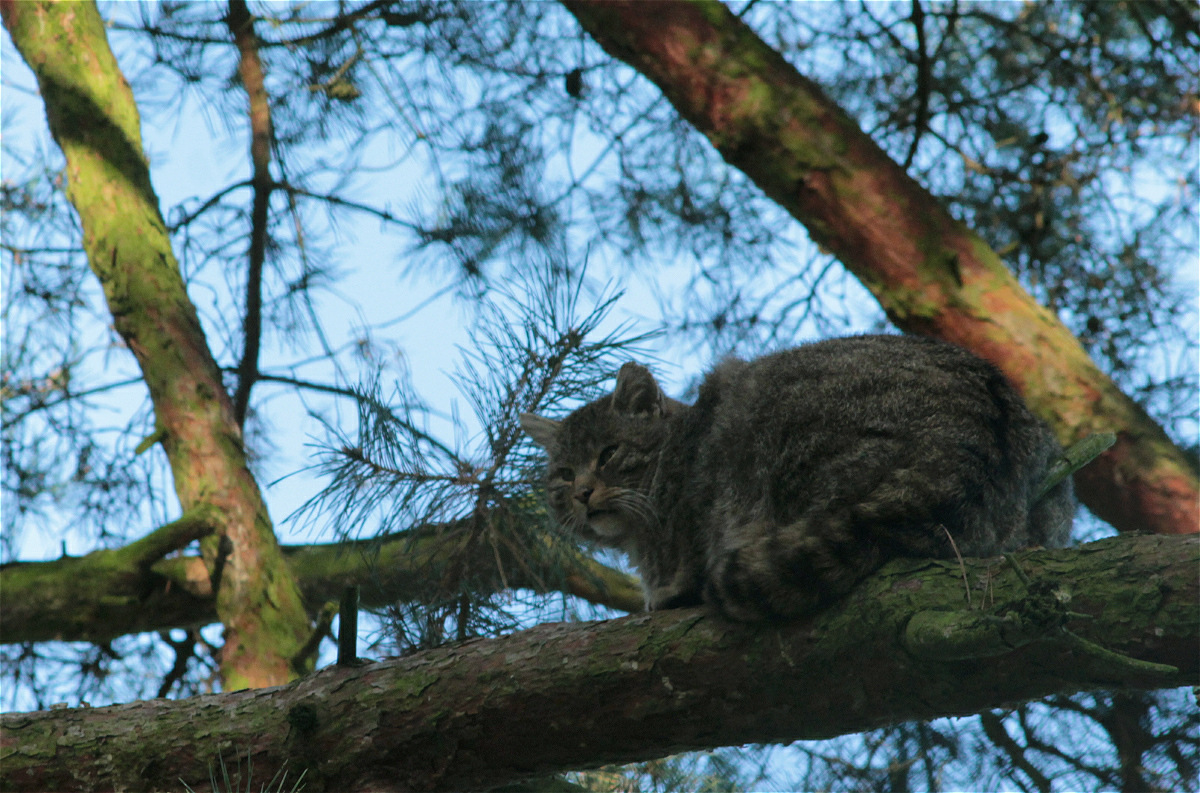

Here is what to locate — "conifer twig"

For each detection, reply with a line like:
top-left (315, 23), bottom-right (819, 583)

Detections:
top-left (1036, 433), bottom-right (1116, 502)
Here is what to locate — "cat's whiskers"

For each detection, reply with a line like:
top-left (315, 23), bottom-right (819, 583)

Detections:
top-left (610, 488), bottom-right (660, 529)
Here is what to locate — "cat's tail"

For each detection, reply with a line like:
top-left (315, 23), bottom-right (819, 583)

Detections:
top-left (702, 512), bottom-right (887, 622)
top-left (702, 467), bottom-right (989, 621)
top-left (701, 435), bottom-right (1108, 622)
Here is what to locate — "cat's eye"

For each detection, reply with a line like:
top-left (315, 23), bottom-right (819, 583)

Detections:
top-left (597, 445), bottom-right (618, 468)
top-left (554, 467), bottom-right (574, 481)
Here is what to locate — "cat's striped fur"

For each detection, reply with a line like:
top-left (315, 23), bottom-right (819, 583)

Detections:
top-left (521, 335), bottom-right (1074, 621)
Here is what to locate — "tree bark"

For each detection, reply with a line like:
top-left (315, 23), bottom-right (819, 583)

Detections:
top-left (0, 0), bottom-right (310, 689)
top-left (1, 535), bottom-right (1194, 792)
top-left (0, 523), bottom-right (643, 646)
top-left (560, 0), bottom-right (1199, 538)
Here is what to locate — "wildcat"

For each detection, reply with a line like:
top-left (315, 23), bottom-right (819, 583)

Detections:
top-left (520, 334), bottom-right (1074, 621)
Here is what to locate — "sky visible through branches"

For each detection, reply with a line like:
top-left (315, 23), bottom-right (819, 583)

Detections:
top-left (7, 2), bottom-right (1192, 570)
top-left (1, 1), bottom-right (1196, 788)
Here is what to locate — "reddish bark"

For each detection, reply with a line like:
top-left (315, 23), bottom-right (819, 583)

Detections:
top-left (561, 0), bottom-right (1198, 536)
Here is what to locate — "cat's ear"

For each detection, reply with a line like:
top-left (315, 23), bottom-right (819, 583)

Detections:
top-left (520, 413), bottom-right (560, 449)
top-left (612, 362), bottom-right (667, 418)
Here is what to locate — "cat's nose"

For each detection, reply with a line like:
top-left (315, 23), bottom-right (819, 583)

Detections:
top-left (574, 487), bottom-right (593, 505)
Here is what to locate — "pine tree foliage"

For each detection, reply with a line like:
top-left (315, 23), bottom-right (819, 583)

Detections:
top-left (1, 0), bottom-right (1196, 789)
top-left (292, 271), bottom-right (655, 653)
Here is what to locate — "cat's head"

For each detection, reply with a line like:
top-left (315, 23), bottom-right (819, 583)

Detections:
top-left (520, 362), bottom-right (673, 549)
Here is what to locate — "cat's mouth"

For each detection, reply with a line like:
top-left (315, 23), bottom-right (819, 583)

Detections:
top-left (584, 508), bottom-right (628, 541)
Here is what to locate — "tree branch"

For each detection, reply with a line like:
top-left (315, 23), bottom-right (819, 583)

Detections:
top-left (253, 371), bottom-right (466, 466)
top-left (274, 180), bottom-right (418, 228)
top-left (2, 535), bottom-right (1194, 792)
top-left (166, 179), bottom-right (251, 232)
top-left (227, 0), bottom-right (273, 428)
top-left (1, 0), bottom-right (311, 688)
top-left (903, 0), bottom-right (932, 170)
top-left (560, 0), bottom-right (1199, 537)
top-left (0, 520), bottom-right (643, 645)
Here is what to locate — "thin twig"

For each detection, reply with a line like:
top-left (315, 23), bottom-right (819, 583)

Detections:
top-left (903, 0), bottom-right (932, 170)
top-left (941, 524), bottom-right (970, 606)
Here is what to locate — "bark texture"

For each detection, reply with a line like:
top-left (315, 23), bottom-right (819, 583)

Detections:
top-left (561, 0), bottom-right (1199, 538)
top-left (0, 0), bottom-right (310, 688)
top-left (0, 523), bottom-right (643, 645)
top-left (1, 535), bottom-right (1195, 793)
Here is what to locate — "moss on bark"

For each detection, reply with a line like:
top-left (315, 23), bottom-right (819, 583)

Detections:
top-left (1, 535), bottom-right (1193, 792)
top-left (0, 523), bottom-right (643, 645)
top-left (1, 0), bottom-right (310, 688)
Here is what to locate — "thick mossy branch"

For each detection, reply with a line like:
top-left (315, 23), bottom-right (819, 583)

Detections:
top-left (122, 505), bottom-right (220, 568)
top-left (0, 522), bottom-right (643, 645)
top-left (1, 0), bottom-right (311, 688)
top-left (1, 535), bottom-right (1193, 793)
top-left (0, 508), bottom-right (221, 645)
top-left (904, 608), bottom-right (1058, 661)
top-left (903, 546), bottom-right (1179, 679)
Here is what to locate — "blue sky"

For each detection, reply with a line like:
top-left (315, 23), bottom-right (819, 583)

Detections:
top-left (2, 1), bottom-right (1194, 718)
